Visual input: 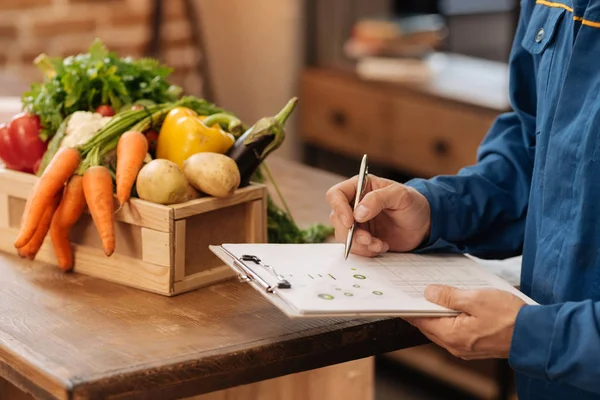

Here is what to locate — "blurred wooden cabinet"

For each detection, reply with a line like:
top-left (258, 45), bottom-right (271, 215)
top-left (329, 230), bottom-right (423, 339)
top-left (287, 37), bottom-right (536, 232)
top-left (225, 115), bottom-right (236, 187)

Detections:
top-left (299, 63), bottom-right (509, 178)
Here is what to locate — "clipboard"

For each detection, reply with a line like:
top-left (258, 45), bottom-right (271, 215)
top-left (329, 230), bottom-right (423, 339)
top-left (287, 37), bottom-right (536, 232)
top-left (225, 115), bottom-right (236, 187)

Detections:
top-left (210, 243), bottom-right (538, 319)
top-left (209, 245), bottom-right (308, 317)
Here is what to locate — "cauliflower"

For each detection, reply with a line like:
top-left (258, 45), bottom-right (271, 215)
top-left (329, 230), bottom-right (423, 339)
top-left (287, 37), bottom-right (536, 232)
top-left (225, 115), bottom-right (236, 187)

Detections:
top-left (60, 111), bottom-right (113, 149)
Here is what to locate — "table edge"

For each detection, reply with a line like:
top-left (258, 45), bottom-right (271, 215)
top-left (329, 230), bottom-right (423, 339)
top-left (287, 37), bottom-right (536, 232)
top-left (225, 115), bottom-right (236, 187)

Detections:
top-left (0, 330), bottom-right (70, 400)
top-left (67, 318), bottom-right (427, 399)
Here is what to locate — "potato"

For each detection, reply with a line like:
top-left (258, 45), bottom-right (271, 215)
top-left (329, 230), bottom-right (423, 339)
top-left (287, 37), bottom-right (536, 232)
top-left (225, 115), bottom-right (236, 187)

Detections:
top-left (136, 159), bottom-right (199, 205)
top-left (183, 152), bottom-right (241, 198)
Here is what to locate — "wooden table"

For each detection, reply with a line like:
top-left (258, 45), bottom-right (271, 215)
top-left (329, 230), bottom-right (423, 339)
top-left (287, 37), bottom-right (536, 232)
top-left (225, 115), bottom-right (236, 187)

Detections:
top-left (0, 157), bottom-right (427, 400)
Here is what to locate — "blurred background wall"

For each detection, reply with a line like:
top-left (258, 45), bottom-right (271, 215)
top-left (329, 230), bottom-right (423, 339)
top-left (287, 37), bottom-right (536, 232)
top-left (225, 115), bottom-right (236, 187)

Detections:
top-left (0, 0), bottom-right (305, 160)
top-left (200, 0), bottom-right (305, 161)
top-left (0, 0), bottom-right (200, 93)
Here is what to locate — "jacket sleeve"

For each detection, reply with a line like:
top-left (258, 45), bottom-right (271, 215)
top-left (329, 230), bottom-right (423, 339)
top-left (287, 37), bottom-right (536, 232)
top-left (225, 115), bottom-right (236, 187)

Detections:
top-left (509, 302), bottom-right (600, 394)
top-left (404, 3), bottom-right (537, 260)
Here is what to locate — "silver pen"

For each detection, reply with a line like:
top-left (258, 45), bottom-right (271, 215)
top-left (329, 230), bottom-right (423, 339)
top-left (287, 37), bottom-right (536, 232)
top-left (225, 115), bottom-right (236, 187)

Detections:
top-left (344, 154), bottom-right (369, 260)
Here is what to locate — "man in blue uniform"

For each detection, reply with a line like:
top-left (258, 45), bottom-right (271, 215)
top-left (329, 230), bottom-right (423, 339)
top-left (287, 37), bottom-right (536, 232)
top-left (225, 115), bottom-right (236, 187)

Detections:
top-left (326, 0), bottom-right (600, 398)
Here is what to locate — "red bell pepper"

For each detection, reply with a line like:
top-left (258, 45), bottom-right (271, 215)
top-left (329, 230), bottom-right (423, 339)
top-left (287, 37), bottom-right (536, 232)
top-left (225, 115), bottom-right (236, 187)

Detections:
top-left (0, 113), bottom-right (47, 174)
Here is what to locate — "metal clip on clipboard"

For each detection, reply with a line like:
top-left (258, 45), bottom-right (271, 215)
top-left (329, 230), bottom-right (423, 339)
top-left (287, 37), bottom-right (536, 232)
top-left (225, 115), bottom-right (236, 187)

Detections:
top-left (231, 254), bottom-right (292, 293)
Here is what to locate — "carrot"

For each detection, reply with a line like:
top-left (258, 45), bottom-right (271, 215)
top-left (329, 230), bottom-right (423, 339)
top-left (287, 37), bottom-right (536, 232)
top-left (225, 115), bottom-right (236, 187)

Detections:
top-left (19, 190), bottom-right (63, 260)
top-left (49, 227), bottom-right (72, 272)
top-left (49, 175), bottom-right (87, 271)
top-left (82, 166), bottom-right (115, 256)
top-left (14, 147), bottom-right (81, 249)
top-left (116, 130), bottom-right (148, 209)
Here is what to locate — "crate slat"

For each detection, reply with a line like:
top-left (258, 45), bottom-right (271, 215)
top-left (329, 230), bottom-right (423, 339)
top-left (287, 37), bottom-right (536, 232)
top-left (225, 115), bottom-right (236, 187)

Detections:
top-left (174, 220), bottom-right (186, 282)
top-left (171, 185), bottom-right (265, 220)
top-left (0, 194), bottom-right (7, 229)
top-left (171, 266), bottom-right (235, 295)
top-left (141, 228), bottom-right (171, 267)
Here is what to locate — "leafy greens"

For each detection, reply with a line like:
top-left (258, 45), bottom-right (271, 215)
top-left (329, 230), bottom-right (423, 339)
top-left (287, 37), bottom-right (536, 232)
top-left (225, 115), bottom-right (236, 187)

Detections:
top-left (22, 39), bottom-right (181, 141)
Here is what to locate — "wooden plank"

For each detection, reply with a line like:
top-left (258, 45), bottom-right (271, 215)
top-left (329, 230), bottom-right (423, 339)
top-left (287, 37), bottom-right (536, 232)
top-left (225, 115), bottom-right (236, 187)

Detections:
top-left (0, 169), bottom-right (172, 232)
top-left (171, 265), bottom-right (235, 295)
top-left (261, 196), bottom-right (267, 242)
top-left (244, 187), bottom-right (267, 243)
top-left (141, 228), bottom-right (171, 267)
top-left (188, 358), bottom-right (374, 400)
top-left (0, 169), bottom-right (36, 199)
top-left (184, 203), bottom-right (248, 276)
top-left (171, 184), bottom-right (265, 220)
top-left (0, 228), bottom-right (171, 296)
top-left (0, 193), bottom-right (8, 229)
top-left (174, 220), bottom-right (187, 283)
top-left (115, 199), bottom-right (172, 233)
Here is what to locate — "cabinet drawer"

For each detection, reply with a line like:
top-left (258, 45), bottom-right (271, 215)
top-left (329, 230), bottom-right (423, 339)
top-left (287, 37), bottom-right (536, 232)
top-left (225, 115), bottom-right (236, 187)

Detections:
top-left (299, 72), bottom-right (393, 162)
top-left (299, 69), bottom-right (498, 177)
top-left (390, 97), bottom-right (495, 177)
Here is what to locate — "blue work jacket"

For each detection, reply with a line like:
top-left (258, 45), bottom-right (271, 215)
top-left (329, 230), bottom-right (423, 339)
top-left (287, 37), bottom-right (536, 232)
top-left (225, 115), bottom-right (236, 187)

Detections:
top-left (405, 0), bottom-right (600, 398)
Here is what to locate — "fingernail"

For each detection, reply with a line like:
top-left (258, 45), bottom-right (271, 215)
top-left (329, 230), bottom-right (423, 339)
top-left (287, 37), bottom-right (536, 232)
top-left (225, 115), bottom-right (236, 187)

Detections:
top-left (357, 235), bottom-right (370, 245)
top-left (382, 243), bottom-right (390, 252)
top-left (354, 205), bottom-right (368, 221)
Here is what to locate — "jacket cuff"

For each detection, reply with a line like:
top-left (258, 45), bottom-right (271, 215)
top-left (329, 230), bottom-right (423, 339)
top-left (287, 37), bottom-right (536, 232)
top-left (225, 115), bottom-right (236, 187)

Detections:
top-left (404, 178), bottom-right (460, 252)
top-left (509, 303), bottom-right (562, 380)
top-left (404, 178), bottom-right (444, 247)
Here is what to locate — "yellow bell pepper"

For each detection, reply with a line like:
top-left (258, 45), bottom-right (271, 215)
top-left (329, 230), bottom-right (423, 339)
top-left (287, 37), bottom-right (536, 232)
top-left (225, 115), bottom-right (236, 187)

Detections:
top-left (156, 107), bottom-right (236, 168)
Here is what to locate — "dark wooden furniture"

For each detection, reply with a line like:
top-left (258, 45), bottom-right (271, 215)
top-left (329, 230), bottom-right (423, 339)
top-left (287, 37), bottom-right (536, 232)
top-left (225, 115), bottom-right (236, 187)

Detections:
top-left (0, 157), bottom-right (427, 400)
top-left (299, 62), bottom-right (510, 178)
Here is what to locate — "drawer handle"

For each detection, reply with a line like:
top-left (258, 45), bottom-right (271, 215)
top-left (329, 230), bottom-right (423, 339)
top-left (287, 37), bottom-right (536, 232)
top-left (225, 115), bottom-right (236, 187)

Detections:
top-left (330, 110), bottom-right (347, 127)
top-left (433, 139), bottom-right (450, 156)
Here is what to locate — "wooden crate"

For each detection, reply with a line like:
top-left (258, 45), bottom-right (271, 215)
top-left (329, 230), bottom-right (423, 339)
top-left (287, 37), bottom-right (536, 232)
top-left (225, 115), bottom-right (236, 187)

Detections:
top-left (0, 168), bottom-right (267, 296)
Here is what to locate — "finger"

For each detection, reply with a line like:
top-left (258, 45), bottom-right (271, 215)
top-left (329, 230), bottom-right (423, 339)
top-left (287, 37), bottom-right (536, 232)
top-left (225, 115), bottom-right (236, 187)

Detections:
top-left (326, 177), bottom-right (358, 229)
top-left (330, 212), bottom-right (349, 244)
top-left (408, 316), bottom-right (457, 339)
top-left (350, 245), bottom-right (380, 258)
top-left (424, 284), bottom-right (479, 314)
top-left (367, 237), bottom-right (389, 253)
top-left (407, 319), bottom-right (490, 360)
top-left (350, 241), bottom-right (386, 257)
top-left (354, 184), bottom-right (412, 223)
top-left (418, 329), bottom-right (459, 354)
top-left (353, 227), bottom-right (373, 246)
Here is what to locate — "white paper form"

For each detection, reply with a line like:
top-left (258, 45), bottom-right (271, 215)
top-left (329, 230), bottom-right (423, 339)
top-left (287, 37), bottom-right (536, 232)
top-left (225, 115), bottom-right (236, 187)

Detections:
top-left (218, 243), bottom-right (537, 317)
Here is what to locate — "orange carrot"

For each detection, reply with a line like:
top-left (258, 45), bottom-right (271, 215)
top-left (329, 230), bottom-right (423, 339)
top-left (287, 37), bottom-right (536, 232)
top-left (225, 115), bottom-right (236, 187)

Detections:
top-left (82, 166), bottom-right (115, 256)
top-left (116, 130), bottom-right (148, 208)
top-left (49, 227), bottom-right (72, 272)
top-left (49, 175), bottom-right (87, 271)
top-left (19, 189), bottom-right (63, 260)
top-left (14, 147), bottom-right (81, 249)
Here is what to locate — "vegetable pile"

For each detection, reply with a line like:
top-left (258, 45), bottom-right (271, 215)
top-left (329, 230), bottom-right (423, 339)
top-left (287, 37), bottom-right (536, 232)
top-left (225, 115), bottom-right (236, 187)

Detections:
top-left (1, 39), bottom-right (333, 272)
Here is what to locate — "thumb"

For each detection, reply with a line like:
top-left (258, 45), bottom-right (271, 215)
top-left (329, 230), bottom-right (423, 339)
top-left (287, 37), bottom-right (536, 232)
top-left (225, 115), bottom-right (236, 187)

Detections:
top-left (354, 184), bottom-right (411, 223)
top-left (424, 284), bottom-right (473, 313)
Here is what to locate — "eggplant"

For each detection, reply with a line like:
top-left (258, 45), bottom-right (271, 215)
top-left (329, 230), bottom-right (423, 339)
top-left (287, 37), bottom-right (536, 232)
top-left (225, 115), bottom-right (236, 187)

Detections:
top-left (227, 97), bottom-right (298, 187)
